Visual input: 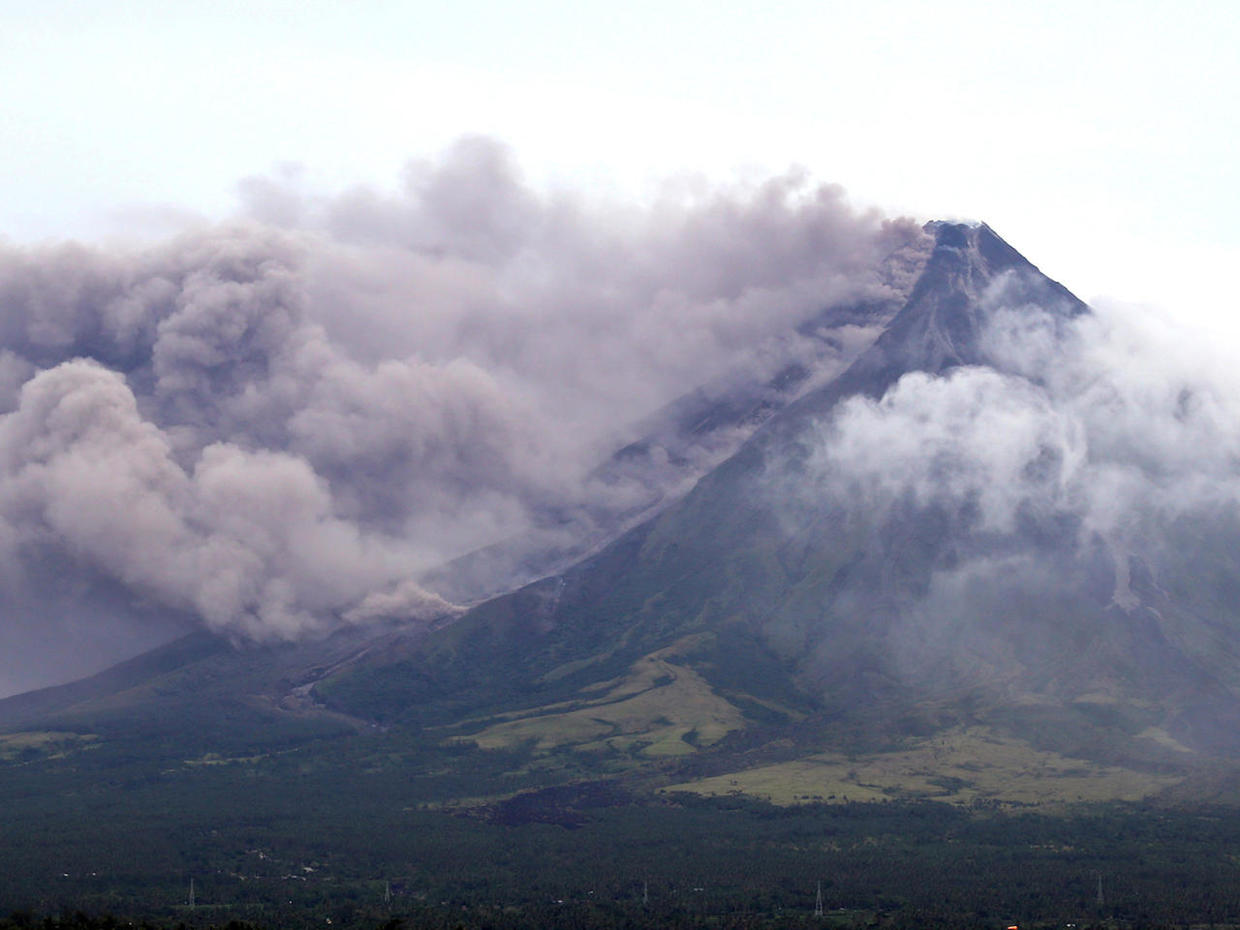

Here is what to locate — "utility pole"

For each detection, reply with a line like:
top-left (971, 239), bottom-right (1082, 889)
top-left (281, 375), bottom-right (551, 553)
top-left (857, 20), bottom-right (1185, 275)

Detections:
top-left (815, 880), bottom-right (824, 917)
top-left (188, 877), bottom-right (195, 908)
top-left (1096, 872), bottom-right (1105, 908)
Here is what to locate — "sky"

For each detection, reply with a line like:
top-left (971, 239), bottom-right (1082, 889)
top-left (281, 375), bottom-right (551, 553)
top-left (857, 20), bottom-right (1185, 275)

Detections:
top-left (2, 0), bottom-right (1238, 330)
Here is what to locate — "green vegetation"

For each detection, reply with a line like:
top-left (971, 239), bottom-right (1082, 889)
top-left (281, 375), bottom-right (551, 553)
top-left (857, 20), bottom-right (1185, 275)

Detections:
top-left (450, 636), bottom-right (747, 757)
top-left (0, 677), bottom-right (1237, 929)
top-left (0, 731), bottom-right (97, 763)
top-left (663, 725), bottom-right (1183, 806)
top-left (1, 614), bottom-right (1239, 930)
top-left (5, 744), bottom-right (1240, 930)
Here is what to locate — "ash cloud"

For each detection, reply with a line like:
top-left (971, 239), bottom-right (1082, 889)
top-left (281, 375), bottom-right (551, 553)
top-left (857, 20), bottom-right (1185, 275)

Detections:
top-left (0, 136), bottom-right (920, 663)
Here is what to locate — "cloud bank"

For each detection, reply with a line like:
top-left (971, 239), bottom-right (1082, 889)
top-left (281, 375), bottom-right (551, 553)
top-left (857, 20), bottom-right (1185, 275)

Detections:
top-left (788, 282), bottom-right (1240, 693)
top-left (805, 295), bottom-right (1240, 545)
top-left (0, 137), bottom-right (920, 646)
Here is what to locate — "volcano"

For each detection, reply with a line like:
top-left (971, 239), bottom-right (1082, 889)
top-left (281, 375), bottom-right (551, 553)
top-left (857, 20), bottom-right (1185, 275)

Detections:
top-left (4, 221), bottom-right (1240, 814)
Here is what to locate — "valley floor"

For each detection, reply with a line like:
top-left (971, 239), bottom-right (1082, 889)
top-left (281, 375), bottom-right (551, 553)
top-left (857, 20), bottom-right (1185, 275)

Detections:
top-left (5, 778), bottom-right (1240, 930)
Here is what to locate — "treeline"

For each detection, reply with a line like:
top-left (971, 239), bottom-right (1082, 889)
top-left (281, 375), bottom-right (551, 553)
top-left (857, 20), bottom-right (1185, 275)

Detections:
top-left (6, 793), bottom-right (1240, 928)
top-left (2, 907), bottom-right (1232, 930)
top-left (5, 724), bottom-right (1240, 928)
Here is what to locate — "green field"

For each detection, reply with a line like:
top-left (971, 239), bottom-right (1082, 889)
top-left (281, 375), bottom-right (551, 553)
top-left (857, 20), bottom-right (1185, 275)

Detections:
top-left (663, 725), bottom-right (1183, 806)
top-left (450, 635), bottom-right (748, 757)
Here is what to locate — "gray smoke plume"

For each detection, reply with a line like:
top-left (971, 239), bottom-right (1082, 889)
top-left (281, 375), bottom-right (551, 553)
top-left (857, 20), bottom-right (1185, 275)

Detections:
top-left (0, 136), bottom-right (921, 683)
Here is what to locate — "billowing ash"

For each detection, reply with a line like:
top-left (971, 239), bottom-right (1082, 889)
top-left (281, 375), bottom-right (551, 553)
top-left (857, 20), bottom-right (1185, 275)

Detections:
top-left (0, 137), bottom-right (922, 650)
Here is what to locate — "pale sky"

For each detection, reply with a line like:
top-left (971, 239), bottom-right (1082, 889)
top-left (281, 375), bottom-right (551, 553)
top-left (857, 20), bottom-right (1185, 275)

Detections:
top-left (3, 0), bottom-right (1238, 333)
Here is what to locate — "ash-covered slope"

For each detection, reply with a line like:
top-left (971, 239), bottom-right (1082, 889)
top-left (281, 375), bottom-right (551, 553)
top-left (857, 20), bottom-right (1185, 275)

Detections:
top-left (422, 235), bottom-right (933, 605)
top-left (319, 221), bottom-right (1240, 766)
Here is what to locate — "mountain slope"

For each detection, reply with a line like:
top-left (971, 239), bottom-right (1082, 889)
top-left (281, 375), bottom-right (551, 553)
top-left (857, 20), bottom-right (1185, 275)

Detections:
top-left (422, 233), bottom-right (934, 605)
top-left (314, 222), bottom-right (1240, 779)
top-left (5, 221), bottom-right (1239, 810)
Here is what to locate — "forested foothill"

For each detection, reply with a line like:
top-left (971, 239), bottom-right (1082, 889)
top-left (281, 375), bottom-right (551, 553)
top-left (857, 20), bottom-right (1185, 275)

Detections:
top-left (5, 767), bottom-right (1240, 930)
